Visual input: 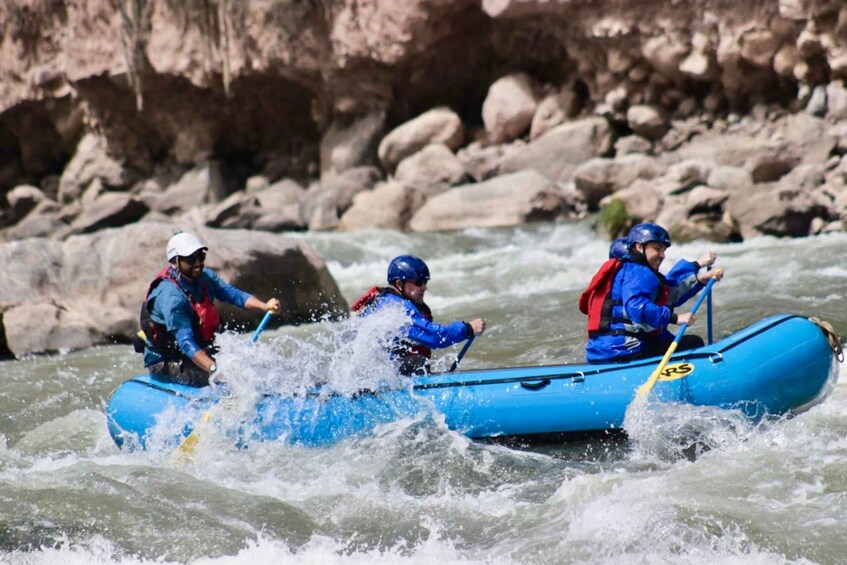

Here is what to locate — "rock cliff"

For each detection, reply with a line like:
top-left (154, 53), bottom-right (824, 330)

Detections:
top-left (2, 0), bottom-right (847, 238)
top-left (2, 2), bottom-right (847, 358)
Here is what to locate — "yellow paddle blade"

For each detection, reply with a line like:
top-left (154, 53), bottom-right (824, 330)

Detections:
top-left (635, 341), bottom-right (679, 400)
top-left (174, 408), bottom-right (214, 457)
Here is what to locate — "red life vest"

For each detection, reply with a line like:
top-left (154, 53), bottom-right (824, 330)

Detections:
top-left (350, 286), bottom-right (383, 314)
top-left (579, 258), bottom-right (623, 333)
top-left (139, 266), bottom-right (221, 356)
top-left (579, 259), bottom-right (669, 338)
top-left (351, 286), bottom-right (433, 359)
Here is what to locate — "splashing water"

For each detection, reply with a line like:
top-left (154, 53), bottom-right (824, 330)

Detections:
top-left (624, 397), bottom-right (765, 464)
top-left (141, 305), bottom-right (443, 455)
top-left (214, 305), bottom-right (413, 400)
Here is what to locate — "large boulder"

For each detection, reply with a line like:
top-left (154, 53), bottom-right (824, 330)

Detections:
top-left (145, 162), bottom-right (228, 215)
top-left (530, 85), bottom-right (583, 140)
top-left (626, 105), bottom-right (670, 141)
top-left (499, 117), bottom-right (614, 183)
top-left (573, 154), bottom-right (666, 210)
top-left (725, 182), bottom-right (831, 239)
top-left (0, 222), bottom-right (347, 357)
top-left (301, 166), bottom-right (383, 230)
top-left (338, 181), bottom-right (409, 231)
top-left (409, 170), bottom-right (570, 232)
top-left (482, 73), bottom-right (539, 143)
top-left (394, 143), bottom-right (469, 211)
top-left (57, 133), bottom-right (132, 204)
top-left (319, 110), bottom-right (386, 178)
top-left (377, 107), bottom-right (464, 173)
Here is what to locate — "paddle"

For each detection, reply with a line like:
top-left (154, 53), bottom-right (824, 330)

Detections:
top-left (251, 309), bottom-right (273, 343)
top-left (706, 266), bottom-right (714, 345)
top-left (448, 336), bottom-right (475, 372)
top-left (174, 310), bottom-right (274, 457)
top-left (634, 274), bottom-right (720, 401)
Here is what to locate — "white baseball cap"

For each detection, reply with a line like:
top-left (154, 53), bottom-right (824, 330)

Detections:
top-left (166, 232), bottom-right (207, 261)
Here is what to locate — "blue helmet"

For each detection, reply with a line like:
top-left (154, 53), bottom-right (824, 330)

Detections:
top-left (609, 237), bottom-right (631, 260)
top-left (627, 223), bottom-right (671, 248)
top-left (387, 255), bottom-right (430, 284)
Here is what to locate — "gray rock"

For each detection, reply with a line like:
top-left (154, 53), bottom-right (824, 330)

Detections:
top-left (826, 82), bottom-right (847, 119)
top-left (806, 86), bottom-right (828, 116)
top-left (598, 179), bottom-right (663, 224)
top-left (377, 107), bottom-right (464, 173)
top-left (156, 162), bottom-right (227, 214)
top-left (573, 154), bottom-right (666, 210)
top-left (206, 192), bottom-right (262, 229)
top-left (6, 184), bottom-right (47, 222)
top-left (456, 142), bottom-right (504, 181)
top-left (64, 193), bottom-right (149, 236)
top-left (745, 152), bottom-right (799, 183)
top-left (320, 110), bottom-right (386, 178)
top-left (614, 135), bottom-right (653, 155)
top-left (255, 179), bottom-right (305, 211)
top-left (0, 198), bottom-right (63, 241)
top-left (253, 206), bottom-right (306, 232)
top-left (482, 73), bottom-right (538, 143)
top-left (726, 182), bottom-right (830, 239)
top-left (626, 105), bottom-right (670, 141)
top-left (499, 117), bottom-right (613, 183)
top-left (57, 133), bottom-right (131, 204)
top-left (530, 87), bottom-right (581, 140)
top-left (338, 181), bottom-right (409, 231)
top-left (409, 170), bottom-right (570, 232)
top-left (707, 166), bottom-right (754, 190)
top-left (394, 143), bottom-right (469, 211)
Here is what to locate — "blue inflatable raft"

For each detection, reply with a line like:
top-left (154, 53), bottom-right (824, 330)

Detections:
top-left (106, 315), bottom-right (840, 449)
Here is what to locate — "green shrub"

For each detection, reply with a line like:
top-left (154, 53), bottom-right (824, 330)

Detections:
top-left (597, 199), bottom-right (631, 240)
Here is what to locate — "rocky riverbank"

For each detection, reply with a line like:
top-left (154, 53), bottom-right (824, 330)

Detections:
top-left (1, 0), bottom-right (847, 354)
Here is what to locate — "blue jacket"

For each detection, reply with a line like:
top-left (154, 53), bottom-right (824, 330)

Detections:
top-left (366, 291), bottom-right (472, 351)
top-left (143, 267), bottom-right (252, 367)
top-left (585, 258), bottom-right (702, 362)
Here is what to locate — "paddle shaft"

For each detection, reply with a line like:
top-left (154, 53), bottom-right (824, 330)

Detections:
top-left (707, 266), bottom-right (714, 345)
top-left (252, 311), bottom-right (274, 343)
top-left (635, 277), bottom-right (718, 400)
top-left (449, 336), bottom-right (475, 372)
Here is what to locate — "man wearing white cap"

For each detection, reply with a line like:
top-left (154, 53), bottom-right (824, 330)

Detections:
top-left (137, 231), bottom-right (281, 386)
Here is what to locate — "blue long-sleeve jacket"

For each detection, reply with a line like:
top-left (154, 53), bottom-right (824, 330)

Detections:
top-left (143, 267), bottom-right (252, 367)
top-left (585, 258), bottom-right (702, 362)
top-left (367, 291), bottom-right (472, 351)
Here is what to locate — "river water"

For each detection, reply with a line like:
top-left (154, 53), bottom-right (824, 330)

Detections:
top-left (2, 221), bottom-right (847, 564)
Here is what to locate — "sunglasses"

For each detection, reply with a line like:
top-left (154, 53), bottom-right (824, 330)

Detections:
top-left (180, 251), bottom-right (206, 265)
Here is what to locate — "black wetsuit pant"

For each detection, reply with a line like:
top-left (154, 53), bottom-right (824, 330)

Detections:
top-left (621, 334), bottom-right (705, 362)
top-left (148, 358), bottom-right (210, 387)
